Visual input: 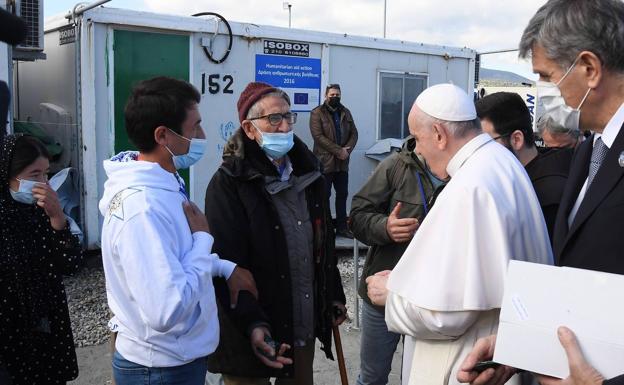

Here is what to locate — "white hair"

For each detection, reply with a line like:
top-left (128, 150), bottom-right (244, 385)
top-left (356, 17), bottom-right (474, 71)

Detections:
top-left (421, 112), bottom-right (481, 138)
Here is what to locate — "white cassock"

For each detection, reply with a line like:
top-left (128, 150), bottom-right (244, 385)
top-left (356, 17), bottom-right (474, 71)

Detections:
top-left (385, 133), bottom-right (554, 385)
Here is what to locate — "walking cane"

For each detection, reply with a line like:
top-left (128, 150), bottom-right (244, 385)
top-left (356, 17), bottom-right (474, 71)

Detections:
top-left (110, 332), bottom-right (117, 385)
top-left (333, 308), bottom-right (349, 385)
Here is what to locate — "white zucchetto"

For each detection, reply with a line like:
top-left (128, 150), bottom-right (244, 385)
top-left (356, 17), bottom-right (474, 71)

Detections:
top-left (415, 83), bottom-right (477, 122)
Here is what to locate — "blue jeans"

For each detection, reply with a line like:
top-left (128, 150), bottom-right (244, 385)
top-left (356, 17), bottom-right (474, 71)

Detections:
top-left (357, 301), bottom-right (401, 385)
top-left (0, 365), bottom-right (12, 385)
top-left (112, 351), bottom-right (207, 385)
top-left (324, 171), bottom-right (349, 231)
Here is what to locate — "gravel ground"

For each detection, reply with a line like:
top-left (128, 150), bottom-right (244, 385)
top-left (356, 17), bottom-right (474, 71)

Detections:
top-left (337, 253), bottom-right (366, 329)
top-left (64, 267), bottom-right (112, 347)
top-left (64, 253), bottom-right (367, 348)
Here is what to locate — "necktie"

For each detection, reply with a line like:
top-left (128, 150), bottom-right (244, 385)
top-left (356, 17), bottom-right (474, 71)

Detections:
top-left (587, 137), bottom-right (609, 188)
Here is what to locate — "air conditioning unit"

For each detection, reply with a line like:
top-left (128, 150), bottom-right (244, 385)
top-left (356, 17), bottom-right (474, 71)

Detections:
top-left (14, 0), bottom-right (44, 52)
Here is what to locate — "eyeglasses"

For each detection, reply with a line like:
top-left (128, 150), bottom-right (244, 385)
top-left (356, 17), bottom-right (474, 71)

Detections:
top-left (248, 112), bottom-right (298, 126)
top-left (491, 132), bottom-right (512, 141)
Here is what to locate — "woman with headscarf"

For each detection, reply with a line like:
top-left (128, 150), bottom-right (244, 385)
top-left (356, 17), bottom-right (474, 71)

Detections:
top-left (0, 134), bottom-right (83, 384)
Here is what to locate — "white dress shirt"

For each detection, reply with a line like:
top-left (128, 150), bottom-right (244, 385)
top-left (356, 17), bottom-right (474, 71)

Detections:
top-left (568, 102), bottom-right (624, 227)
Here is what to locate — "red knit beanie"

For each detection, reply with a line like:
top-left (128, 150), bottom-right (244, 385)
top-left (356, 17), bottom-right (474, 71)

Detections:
top-left (237, 82), bottom-right (281, 124)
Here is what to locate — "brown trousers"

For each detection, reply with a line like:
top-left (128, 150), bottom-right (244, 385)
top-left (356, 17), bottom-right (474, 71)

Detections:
top-left (110, 332), bottom-right (117, 385)
top-left (223, 343), bottom-right (315, 385)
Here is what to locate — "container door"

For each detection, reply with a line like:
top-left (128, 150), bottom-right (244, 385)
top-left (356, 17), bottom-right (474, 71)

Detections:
top-left (113, 29), bottom-right (190, 184)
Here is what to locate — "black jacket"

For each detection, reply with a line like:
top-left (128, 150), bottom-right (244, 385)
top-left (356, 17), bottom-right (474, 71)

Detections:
top-left (204, 128), bottom-right (345, 378)
top-left (605, 375), bottom-right (624, 385)
top-left (553, 126), bottom-right (624, 274)
top-left (524, 147), bottom-right (573, 244)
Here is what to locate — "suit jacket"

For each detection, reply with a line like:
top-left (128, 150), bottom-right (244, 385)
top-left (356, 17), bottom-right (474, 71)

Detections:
top-left (553, 124), bottom-right (624, 274)
top-left (605, 375), bottom-right (624, 385)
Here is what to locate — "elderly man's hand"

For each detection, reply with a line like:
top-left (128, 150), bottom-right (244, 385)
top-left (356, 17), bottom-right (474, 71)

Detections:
top-left (535, 327), bottom-right (604, 385)
top-left (366, 270), bottom-right (391, 306)
top-left (250, 327), bottom-right (293, 369)
top-left (332, 302), bottom-right (348, 326)
top-left (457, 334), bottom-right (516, 385)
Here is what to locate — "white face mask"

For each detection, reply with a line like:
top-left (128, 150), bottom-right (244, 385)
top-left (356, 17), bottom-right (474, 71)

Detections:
top-left (536, 57), bottom-right (591, 132)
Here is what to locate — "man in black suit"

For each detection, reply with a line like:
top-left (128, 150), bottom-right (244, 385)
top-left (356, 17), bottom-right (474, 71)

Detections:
top-left (518, 0), bottom-right (624, 275)
top-left (456, 2), bottom-right (624, 384)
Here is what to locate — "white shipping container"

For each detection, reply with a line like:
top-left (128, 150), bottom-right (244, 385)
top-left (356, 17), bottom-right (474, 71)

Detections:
top-left (15, 7), bottom-right (476, 248)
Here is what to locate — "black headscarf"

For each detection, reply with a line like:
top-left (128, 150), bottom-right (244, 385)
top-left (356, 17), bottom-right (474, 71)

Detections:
top-left (0, 134), bottom-right (51, 329)
top-left (0, 134), bottom-right (82, 384)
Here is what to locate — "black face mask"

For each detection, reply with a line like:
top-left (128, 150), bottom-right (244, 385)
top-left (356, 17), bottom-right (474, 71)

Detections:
top-left (327, 96), bottom-right (341, 108)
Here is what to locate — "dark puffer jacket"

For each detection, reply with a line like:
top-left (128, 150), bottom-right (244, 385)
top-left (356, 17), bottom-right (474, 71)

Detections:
top-left (205, 128), bottom-right (346, 379)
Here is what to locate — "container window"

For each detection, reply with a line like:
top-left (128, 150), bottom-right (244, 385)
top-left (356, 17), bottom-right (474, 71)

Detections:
top-left (379, 73), bottom-right (427, 139)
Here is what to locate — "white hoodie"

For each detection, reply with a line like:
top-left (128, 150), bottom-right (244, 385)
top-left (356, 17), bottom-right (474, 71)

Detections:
top-left (99, 151), bottom-right (235, 367)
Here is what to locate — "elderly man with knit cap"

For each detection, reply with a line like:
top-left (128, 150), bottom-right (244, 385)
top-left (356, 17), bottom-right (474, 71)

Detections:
top-left (365, 83), bottom-right (553, 385)
top-left (204, 82), bottom-right (347, 385)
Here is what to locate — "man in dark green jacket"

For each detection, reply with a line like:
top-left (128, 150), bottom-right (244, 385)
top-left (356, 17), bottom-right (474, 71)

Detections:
top-left (350, 137), bottom-right (444, 385)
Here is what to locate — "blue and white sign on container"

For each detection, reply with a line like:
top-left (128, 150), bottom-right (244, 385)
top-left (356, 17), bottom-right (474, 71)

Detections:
top-left (255, 54), bottom-right (321, 112)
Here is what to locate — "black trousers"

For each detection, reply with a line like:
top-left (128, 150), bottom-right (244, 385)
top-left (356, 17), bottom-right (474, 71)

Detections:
top-left (324, 171), bottom-right (349, 231)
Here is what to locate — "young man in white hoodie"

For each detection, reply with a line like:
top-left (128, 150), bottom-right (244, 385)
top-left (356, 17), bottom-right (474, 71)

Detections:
top-left (99, 77), bottom-right (257, 385)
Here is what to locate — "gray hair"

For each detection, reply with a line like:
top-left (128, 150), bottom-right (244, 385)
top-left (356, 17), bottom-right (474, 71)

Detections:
top-left (246, 91), bottom-right (291, 120)
top-left (519, 0), bottom-right (624, 72)
top-left (537, 116), bottom-right (581, 139)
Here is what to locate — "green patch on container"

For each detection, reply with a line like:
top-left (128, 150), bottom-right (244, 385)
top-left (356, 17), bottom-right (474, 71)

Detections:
top-left (113, 29), bottom-right (190, 185)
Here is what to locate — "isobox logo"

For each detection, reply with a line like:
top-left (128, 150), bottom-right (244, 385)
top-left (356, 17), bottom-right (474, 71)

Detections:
top-left (264, 40), bottom-right (310, 57)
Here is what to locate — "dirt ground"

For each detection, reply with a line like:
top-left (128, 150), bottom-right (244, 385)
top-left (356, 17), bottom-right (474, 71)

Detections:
top-left (67, 325), bottom-right (403, 385)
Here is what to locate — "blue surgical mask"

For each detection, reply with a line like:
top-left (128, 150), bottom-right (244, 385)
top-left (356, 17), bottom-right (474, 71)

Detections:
top-left (252, 122), bottom-right (295, 159)
top-left (165, 129), bottom-right (207, 169)
top-left (10, 178), bottom-right (38, 204)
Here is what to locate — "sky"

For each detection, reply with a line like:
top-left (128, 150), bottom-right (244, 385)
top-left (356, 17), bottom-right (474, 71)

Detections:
top-left (45, 0), bottom-right (547, 80)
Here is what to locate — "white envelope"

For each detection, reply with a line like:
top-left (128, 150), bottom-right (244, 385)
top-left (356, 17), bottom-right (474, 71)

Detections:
top-left (494, 260), bottom-right (624, 378)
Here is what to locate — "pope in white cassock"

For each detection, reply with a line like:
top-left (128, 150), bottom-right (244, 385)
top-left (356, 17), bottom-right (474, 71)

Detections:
top-left (366, 83), bottom-right (553, 385)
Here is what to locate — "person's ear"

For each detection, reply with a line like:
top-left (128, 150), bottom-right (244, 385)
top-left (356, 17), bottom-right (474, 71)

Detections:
top-left (578, 50), bottom-right (602, 90)
top-left (433, 122), bottom-right (448, 150)
top-left (241, 121), bottom-right (257, 141)
top-left (153, 126), bottom-right (169, 146)
top-left (510, 130), bottom-right (525, 151)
